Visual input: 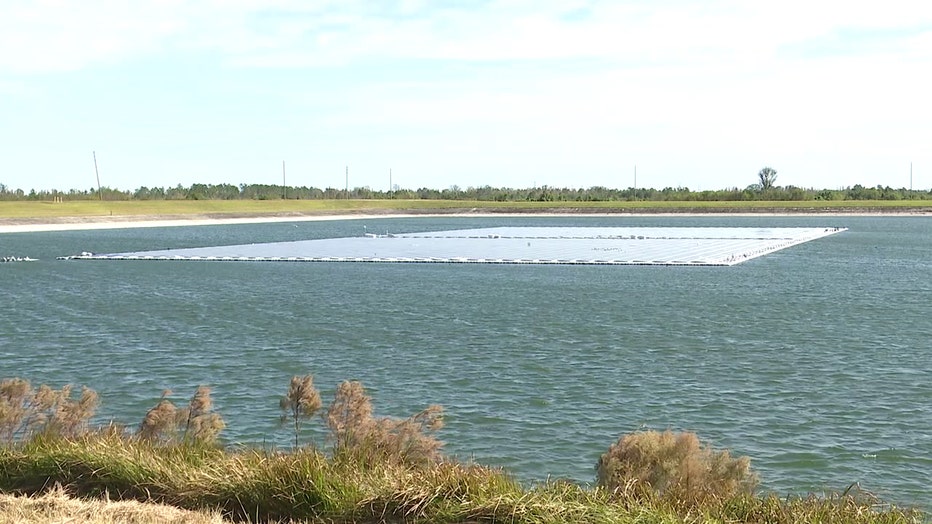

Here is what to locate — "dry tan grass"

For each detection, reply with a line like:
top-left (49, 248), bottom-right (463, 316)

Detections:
top-left (0, 487), bottom-right (228, 524)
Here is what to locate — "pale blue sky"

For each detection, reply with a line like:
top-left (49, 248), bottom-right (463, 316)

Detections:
top-left (1, 1), bottom-right (930, 193)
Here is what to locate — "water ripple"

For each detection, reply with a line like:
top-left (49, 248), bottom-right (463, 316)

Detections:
top-left (1, 215), bottom-right (929, 508)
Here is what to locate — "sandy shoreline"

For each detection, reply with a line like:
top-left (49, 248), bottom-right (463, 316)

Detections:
top-left (0, 209), bottom-right (927, 234)
top-left (0, 213), bottom-right (380, 234)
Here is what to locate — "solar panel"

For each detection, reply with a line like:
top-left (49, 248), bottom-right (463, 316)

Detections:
top-left (65, 226), bottom-right (847, 266)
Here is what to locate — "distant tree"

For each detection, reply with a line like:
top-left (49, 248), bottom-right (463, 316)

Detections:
top-left (758, 167), bottom-right (778, 190)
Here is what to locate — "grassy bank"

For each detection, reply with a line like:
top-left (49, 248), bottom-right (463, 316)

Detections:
top-left (0, 377), bottom-right (923, 523)
top-left (0, 434), bottom-right (923, 524)
top-left (1, 198), bottom-right (931, 221)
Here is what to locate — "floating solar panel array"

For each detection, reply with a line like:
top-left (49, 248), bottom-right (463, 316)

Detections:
top-left (63, 226), bottom-right (846, 266)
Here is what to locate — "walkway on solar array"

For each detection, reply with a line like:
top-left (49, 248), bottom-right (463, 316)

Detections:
top-left (64, 226), bottom-right (846, 266)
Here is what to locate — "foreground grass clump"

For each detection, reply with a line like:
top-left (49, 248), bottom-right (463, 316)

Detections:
top-left (0, 434), bottom-right (351, 521)
top-left (0, 433), bottom-right (534, 522)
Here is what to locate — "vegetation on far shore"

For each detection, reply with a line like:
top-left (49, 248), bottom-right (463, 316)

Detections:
top-left (2, 169), bottom-right (932, 222)
top-left (1, 198), bottom-right (931, 222)
top-left (0, 377), bottom-right (923, 523)
top-left (3, 171), bottom-right (932, 203)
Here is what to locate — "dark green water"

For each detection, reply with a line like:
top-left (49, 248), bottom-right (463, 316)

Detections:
top-left (2, 215), bottom-right (930, 508)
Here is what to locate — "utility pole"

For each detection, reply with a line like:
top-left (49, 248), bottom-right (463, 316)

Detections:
top-left (910, 162), bottom-right (913, 191)
top-left (282, 160), bottom-right (286, 199)
top-left (389, 168), bottom-right (392, 198)
top-left (634, 164), bottom-right (637, 201)
top-left (345, 165), bottom-right (349, 198)
top-left (93, 151), bottom-right (102, 201)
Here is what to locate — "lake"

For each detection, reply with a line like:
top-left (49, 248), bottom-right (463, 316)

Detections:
top-left (1, 214), bottom-right (930, 508)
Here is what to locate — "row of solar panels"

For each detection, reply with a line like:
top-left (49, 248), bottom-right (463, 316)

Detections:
top-left (63, 254), bottom-right (728, 266)
top-left (400, 234), bottom-right (795, 241)
top-left (398, 226), bottom-right (846, 239)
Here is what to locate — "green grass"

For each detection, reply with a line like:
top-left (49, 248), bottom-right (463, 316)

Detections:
top-left (1, 198), bottom-right (931, 220)
top-left (0, 434), bottom-right (923, 523)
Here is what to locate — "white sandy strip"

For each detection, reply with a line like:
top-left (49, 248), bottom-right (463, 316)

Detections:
top-left (0, 210), bottom-right (909, 234)
top-left (0, 214), bottom-right (388, 234)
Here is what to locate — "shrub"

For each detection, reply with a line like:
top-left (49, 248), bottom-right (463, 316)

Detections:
top-left (137, 390), bottom-right (178, 443)
top-left (0, 378), bottom-right (98, 443)
top-left (137, 387), bottom-right (224, 445)
top-left (326, 380), bottom-right (444, 466)
top-left (179, 386), bottom-right (225, 444)
top-left (596, 430), bottom-right (758, 504)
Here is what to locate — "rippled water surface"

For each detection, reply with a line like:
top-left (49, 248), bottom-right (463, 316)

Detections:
top-left (2, 215), bottom-right (930, 508)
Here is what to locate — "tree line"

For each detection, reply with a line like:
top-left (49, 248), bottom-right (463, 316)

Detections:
top-left (0, 181), bottom-right (929, 202)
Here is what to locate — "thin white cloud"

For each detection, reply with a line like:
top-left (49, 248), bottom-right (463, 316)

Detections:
top-left (3, 0), bottom-right (931, 72)
top-left (2, 0), bottom-right (930, 192)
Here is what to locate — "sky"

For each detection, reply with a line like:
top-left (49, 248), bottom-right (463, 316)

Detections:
top-left (1, 0), bottom-right (930, 193)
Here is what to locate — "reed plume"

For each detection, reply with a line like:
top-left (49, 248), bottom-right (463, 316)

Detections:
top-left (0, 378), bottom-right (98, 442)
top-left (326, 380), bottom-right (444, 466)
top-left (138, 387), bottom-right (224, 445)
top-left (280, 375), bottom-right (322, 449)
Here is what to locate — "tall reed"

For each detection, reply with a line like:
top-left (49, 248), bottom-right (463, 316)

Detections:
top-left (0, 378), bottom-right (98, 443)
top-left (279, 374), bottom-right (322, 449)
